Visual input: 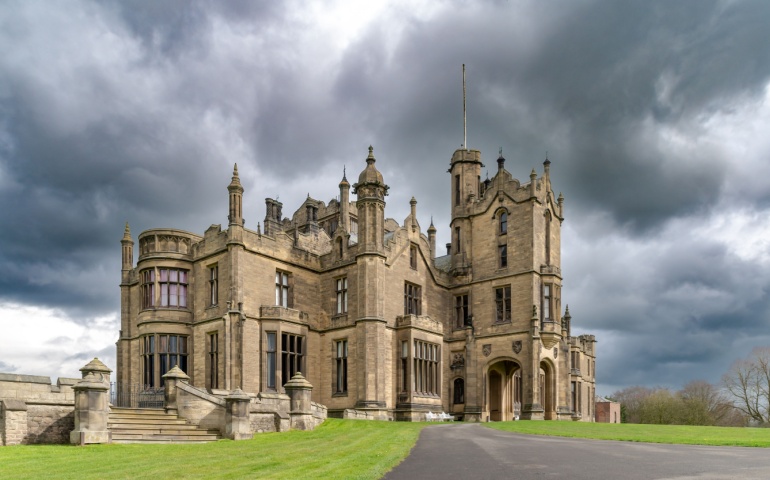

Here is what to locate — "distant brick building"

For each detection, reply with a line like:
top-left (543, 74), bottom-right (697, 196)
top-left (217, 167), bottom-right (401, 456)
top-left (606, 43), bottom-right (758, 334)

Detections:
top-left (116, 146), bottom-right (596, 422)
top-left (595, 396), bottom-right (621, 423)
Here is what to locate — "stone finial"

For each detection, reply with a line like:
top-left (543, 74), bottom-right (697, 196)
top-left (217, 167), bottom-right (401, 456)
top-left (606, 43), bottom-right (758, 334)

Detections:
top-left (284, 371), bottom-right (313, 389)
top-left (162, 365), bottom-right (190, 381)
top-left (530, 168), bottom-right (537, 179)
top-left (367, 145), bottom-right (375, 163)
top-left (339, 166), bottom-right (349, 187)
top-left (122, 222), bottom-right (131, 241)
top-left (428, 216), bottom-right (436, 232)
top-left (558, 192), bottom-right (564, 204)
top-left (80, 357), bottom-right (112, 375)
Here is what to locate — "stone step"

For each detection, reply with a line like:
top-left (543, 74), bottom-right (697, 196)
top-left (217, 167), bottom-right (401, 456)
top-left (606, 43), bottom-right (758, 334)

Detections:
top-left (111, 427), bottom-right (220, 436)
top-left (108, 422), bottom-right (207, 431)
top-left (109, 417), bottom-right (189, 425)
top-left (111, 434), bottom-right (220, 443)
top-left (109, 407), bottom-right (222, 444)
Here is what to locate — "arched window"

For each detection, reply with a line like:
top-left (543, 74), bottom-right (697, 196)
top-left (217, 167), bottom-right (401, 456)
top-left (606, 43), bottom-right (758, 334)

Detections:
top-left (453, 378), bottom-right (465, 404)
top-left (499, 211), bottom-right (508, 234)
top-left (544, 211), bottom-right (552, 265)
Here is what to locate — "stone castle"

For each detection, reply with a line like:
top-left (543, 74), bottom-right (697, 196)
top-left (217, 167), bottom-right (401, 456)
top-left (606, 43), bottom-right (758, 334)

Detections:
top-left (116, 146), bottom-right (596, 422)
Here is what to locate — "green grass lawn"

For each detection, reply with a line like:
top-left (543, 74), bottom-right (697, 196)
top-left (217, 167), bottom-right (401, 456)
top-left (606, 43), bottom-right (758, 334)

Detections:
top-left (0, 419), bottom-right (426, 480)
top-left (485, 420), bottom-right (770, 447)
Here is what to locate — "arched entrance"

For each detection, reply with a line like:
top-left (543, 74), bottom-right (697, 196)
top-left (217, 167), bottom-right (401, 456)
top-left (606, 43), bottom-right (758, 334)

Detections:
top-left (487, 360), bottom-right (521, 421)
top-left (540, 360), bottom-right (555, 420)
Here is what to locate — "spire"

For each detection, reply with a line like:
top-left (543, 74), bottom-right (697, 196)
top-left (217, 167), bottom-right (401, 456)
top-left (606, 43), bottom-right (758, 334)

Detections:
top-left (121, 221), bottom-right (134, 271)
top-left (339, 166), bottom-right (349, 187)
top-left (122, 222), bottom-right (131, 241)
top-left (367, 145), bottom-right (375, 164)
top-left (228, 163), bottom-right (244, 226)
top-left (497, 150), bottom-right (505, 172)
top-left (428, 216), bottom-right (436, 231)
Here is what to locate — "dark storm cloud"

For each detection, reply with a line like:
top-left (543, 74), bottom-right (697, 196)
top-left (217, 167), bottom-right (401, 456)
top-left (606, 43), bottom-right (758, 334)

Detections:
top-left (2, 0), bottom-right (770, 390)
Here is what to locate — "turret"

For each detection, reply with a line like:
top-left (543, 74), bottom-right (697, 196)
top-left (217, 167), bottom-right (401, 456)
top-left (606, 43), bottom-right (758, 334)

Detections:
top-left (427, 218), bottom-right (436, 259)
top-left (121, 222), bottom-right (133, 273)
top-left (228, 164), bottom-right (244, 227)
top-left (339, 168), bottom-right (350, 233)
top-left (264, 198), bottom-right (283, 236)
top-left (449, 148), bottom-right (482, 273)
top-left (352, 146), bottom-right (389, 253)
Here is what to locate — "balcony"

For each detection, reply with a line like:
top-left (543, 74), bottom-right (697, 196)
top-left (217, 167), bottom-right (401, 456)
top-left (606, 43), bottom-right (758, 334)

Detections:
top-left (540, 320), bottom-right (562, 349)
top-left (395, 314), bottom-right (443, 335)
top-left (259, 306), bottom-right (309, 324)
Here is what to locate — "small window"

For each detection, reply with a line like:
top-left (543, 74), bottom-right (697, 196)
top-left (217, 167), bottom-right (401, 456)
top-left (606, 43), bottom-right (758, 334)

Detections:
top-left (454, 294), bottom-right (469, 329)
top-left (453, 378), bottom-right (465, 404)
top-left (336, 277), bottom-right (348, 315)
top-left (275, 271), bottom-right (290, 307)
top-left (495, 286), bottom-right (511, 323)
top-left (498, 244), bottom-right (508, 268)
top-left (409, 244), bottom-right (417, 269)
top-left (542, 284), bottom-right (552, 322)
top-left (209, 265), bottom-right (218, 306)
top-left (455, 175), bottom-right (460, 205)
top-left (455, 227), bottom-right (461, 253)
top-left (500, 212), bottom-right (508, 234)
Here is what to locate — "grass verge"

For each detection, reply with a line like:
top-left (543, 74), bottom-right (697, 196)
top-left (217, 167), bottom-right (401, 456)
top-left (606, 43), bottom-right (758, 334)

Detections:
top-left (0, 419), bottom-right (427, 480)
top-left (485, 420), bottom-right (770, 447)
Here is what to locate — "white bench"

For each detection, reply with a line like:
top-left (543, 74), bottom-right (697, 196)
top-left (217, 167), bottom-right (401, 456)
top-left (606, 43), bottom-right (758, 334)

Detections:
top-left (426, 411), bottom-right (454, 421)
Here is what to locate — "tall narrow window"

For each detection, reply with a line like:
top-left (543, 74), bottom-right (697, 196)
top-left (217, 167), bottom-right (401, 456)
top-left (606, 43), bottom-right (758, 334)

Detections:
top-left (455, 175), bottom-right (460, 205)
top-left (545, 211), bottom-right (552, 265)
top-left (404, 283), bottom-right (421, 315)
top-left (514, 371), bottom-right (522, 406)
top-left (209, 265), bottom-right (218, 306)
top-left (275, 271), bottom-right (290, 307)
top-left (338, 237), bottom-right (344, 257)
top-left (281, 333), bottom-right (304, 386)
top-left (159, 269), bottom-right (188, 308)
top-left (141, 269), bottom-right (155, 309)
top-left (350, 219), bottom-right (358, 235)
top-left (409, 244), bottom-right (417, 269)
top-left (336, 277), bottom-right (348, 314)
top-left (498, 244), bottom-right (508, 268)
top-left (400, 341), bottom-right (408, 392)
top-left (335, 339), bottom-right (348, 394)
top-left (266, 332), bottom-right (277, 389)
top-left (495, 286), bottom-right (511, 323)
top-left (500, 212), bottom-right (508, 234)
top-left (454, 294), bottom-right (469, 329)
top-left (542, 284), bottom-right (552, 322)
top-left (207, 332), bottom-right (219, 389)
top-left (142, 335), bottom-right (155, 387)
top-left (571, 381), bottom-right (577, 413)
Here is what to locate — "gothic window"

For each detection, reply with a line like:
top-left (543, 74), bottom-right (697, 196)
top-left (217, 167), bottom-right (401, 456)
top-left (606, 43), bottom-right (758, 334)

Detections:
top-left (404, 282), bottom-right (422, 315)
top-left (141, 269), bottom-right (155, 309)
top-left (275, 271), bottom-right (291, 307)
top-left (453, 378), bottom-right (465, 404)
top-left (207, 332), bottom-right (219, 389)
top-left (499, 211), bottom-right (508, 234)
top-left (410, 244), bottom-right (417, 269)
top-left (335, 339), bottom-right (348, 394)
top-left (336, 277), bottom-right (348, 315)
top-left (159, 269), bottom-right (188, 308)
top-left (495, 286), bottom-right (511, 323)
top-left (454, 294), bottom-right (469, 329)
top-left (209, 265), bottom-right (218, 306)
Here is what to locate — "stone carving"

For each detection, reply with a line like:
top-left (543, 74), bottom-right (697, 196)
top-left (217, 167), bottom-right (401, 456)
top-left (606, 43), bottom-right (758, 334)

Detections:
top-left (451, 353), bottom-right (465, 368)
top-left (553, 347), bottom-right (558, 358)
top-left (512, 340), bottom-right (522, 354)
top-left (482, 344), bottom-right (492, 357)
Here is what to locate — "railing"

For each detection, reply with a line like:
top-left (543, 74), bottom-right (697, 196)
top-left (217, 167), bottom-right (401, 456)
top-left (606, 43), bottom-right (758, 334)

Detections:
top-left (110, 383), bottom-right (165, 408)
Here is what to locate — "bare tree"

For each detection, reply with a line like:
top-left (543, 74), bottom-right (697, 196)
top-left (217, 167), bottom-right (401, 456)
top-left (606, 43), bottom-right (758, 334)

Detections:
top-left (722, 347), bottom-right (770, 425)
top-left (678, 380), bottom-right (734, 426)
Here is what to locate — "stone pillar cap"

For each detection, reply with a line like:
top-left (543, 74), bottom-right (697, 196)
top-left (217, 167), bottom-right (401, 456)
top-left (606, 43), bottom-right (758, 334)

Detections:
top-left (283, 372), bottom-right (313, 389)
top-left (162, 365), bottom-right (190, 380)
top-left (80, 357), bottom-right (112, 374)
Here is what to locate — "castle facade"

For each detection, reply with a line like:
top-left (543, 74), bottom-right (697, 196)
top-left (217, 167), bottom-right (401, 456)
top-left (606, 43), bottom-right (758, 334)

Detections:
top-left (116, 146), bottom-right (596, 422)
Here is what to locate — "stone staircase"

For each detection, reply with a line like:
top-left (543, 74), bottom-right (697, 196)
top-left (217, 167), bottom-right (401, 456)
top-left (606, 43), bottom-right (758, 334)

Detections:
top-left (109, 407), bottom-right (221, 444)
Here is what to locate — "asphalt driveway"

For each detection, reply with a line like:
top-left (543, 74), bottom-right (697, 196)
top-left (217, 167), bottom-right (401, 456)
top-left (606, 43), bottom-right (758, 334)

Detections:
top-left (384, 423), bottom-right (770, 480)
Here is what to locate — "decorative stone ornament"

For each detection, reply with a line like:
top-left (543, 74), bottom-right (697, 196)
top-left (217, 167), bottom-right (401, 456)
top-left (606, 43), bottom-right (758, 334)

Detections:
top-left (482, 344), bottom-right (492, 357)
top-left (512, 340), bottom-right (522, 354)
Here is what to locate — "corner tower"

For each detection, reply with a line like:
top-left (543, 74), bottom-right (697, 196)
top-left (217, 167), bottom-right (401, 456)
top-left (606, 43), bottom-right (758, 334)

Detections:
top-left (449, 148), bottom-right (483, 273)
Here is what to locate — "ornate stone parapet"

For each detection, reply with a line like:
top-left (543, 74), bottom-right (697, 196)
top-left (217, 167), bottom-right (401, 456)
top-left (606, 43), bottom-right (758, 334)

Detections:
top-left (70, 358), bottom-right (111, 445)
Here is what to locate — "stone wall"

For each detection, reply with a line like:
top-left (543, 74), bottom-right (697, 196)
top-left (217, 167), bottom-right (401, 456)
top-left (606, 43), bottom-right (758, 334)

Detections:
top-left (0, 373), bottom-right (78, 445)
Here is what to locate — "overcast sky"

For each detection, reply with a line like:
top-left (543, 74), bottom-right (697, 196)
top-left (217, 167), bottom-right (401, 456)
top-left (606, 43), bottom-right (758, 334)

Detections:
top-left (2, 0), bottom-right (770, 395)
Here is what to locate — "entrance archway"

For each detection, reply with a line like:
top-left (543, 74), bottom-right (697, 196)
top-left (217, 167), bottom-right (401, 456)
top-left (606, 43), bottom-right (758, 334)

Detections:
top-left (486, 360), bottom-right (521, 421)
top-left (540, 360), bottom-right (555, 420)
